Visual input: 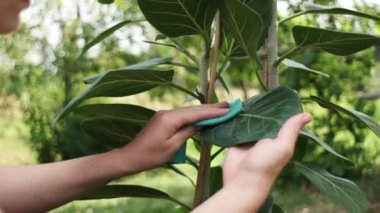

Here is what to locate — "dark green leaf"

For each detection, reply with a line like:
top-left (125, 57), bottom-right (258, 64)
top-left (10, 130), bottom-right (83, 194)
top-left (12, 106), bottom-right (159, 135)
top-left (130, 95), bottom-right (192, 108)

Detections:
top-left (295, 162), bottom-right (368, 213)
top-left (52, 69), bottom-right (173, 127)
top-left (280, 7), bottom-right (380, 24)
top-left (300, 130), bottom-right (350, 161)
top-left (80, 184), bottom-right (170, 200)
top-left (81, 20), bottom-right (132, 56)
top-left (220, 0), bottom-right (263, 62)
top-left (84, 58), bottom-right (173, 84)
top-left (292, 135), bottom-right (308, 161)
top-left (310, 95), bottom-right (380, 138)
top-left (137, 0), bottom-right (218, 39)
top-left (202, 86), bottom-right (303, 147)
top-left (75, 104), bottom-right (155, 124)
top-left (81, 118), bottom-right (142, 147)
top-left (282, 58), bottom-right (329, 78)
top-left (293, 26), bottom-right (380, 56)
top-left (210, 166), bottom-right (223, 196)
top-left (242, 0), bottom-right (273, 49)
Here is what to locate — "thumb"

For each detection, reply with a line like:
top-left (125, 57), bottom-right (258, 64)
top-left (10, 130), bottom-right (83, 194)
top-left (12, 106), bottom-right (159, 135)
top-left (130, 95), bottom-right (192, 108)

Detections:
top-left (277, 112), bottom-right (312, 146)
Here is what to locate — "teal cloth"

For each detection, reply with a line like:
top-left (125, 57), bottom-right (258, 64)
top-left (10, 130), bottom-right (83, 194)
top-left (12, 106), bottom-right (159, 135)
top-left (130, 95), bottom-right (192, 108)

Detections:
top-left (168, 99), bottom-right (243, 164)
top-left (194, 99), bottom-right (243, 126)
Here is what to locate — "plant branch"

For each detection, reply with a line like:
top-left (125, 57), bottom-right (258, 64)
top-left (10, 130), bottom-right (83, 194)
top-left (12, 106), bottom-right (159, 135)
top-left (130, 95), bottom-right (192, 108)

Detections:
top-left (273, 46), bottom-right (300, 67)
top-left (207, 12), bottom-right (221, 103)
top-left (266, 0), bottom-right (279, 89)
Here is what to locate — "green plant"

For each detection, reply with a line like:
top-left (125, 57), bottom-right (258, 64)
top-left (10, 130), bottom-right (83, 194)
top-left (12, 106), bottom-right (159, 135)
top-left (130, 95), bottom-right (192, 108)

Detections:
top-left (53, 1), bottom-right (380, 212)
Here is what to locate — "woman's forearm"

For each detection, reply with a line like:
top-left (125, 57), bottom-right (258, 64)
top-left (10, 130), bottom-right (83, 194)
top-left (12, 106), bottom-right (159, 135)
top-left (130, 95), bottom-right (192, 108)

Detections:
top-left (0, 148), bottom-right (136, 213)
top-left (193, 173), bottom-right (275, 213)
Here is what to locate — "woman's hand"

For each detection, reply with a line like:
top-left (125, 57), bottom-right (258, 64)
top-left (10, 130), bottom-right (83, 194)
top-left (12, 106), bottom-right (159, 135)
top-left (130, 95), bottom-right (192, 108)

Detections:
top-left (223, 112), bottom-right (312, 185)
top-left (119, 102), bottom-right (229, 172)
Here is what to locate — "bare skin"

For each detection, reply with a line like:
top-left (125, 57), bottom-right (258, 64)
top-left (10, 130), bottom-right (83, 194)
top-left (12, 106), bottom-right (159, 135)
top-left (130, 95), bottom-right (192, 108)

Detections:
top-left (0, 1), bottom-right (313, 212)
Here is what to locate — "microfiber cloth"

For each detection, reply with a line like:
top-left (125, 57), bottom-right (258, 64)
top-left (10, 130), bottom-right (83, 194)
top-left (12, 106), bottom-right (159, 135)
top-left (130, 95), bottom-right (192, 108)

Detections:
top-left (194, 99), bottom-right (244, 126)
top-left (169, 99), bottom-right (243, 164)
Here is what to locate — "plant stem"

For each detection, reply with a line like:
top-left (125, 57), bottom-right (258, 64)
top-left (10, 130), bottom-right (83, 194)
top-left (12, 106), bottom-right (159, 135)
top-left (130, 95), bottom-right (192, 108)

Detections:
top-left (278, 11), bottom-right (307, 25)
top-left (266, 0), bottom-right (279, 89)
top-left (167, 197), bottom-right (192, 211)
top-left (273, 46), bottom-right (300, 67)
top-left (170, 38), bottom-right (200, 66)
top-left (193, 39), bottom-right (211, 207)
top-left (207, 12), bottom-right (221, 102)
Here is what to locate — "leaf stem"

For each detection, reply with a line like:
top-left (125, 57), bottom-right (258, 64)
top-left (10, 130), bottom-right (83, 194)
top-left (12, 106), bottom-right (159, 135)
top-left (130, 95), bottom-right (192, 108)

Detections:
top-left (278, 11), bottom-right (307, 25)
top-left (273, 46), bottom-right (300, 67)
top-left (167, 197), bottom-right (192, 211)
top-left (169, 83), bottom-right (201, 101)
top-left (170, 38), bottom-right (200, 66)
top-left (211, 147), bottom-right (225, 161)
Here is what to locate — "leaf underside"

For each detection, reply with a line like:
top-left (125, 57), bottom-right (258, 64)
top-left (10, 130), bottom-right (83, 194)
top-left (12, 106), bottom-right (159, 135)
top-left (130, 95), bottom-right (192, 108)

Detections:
top-left (295, 162), bottom-right (367, 213)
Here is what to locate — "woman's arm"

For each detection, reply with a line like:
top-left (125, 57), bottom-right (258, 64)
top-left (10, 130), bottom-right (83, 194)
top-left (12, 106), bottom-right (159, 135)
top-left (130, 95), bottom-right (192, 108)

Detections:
top-left (0, 103), bottom-right (229, 213)
top-left (193, 113), bottom-right (312, 213)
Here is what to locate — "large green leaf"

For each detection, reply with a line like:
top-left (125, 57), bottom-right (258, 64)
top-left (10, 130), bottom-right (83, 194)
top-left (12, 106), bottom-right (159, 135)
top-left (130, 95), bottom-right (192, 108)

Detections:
top-left (137, 0), bottom-right (218, 39)
top-left (280, 7), bottom-right (380, 24)
top-left (293, 26), bottom-right (380, 56)
top-left (81, 118), bottom-right (142, 147)
top-left (295, 162), bottom-right (367, 213)
top-left (300, 130), bottom-right (350, 161)
top-left (310, 95), bottom-right (380, 138)
top-left (202, 86), bottom-right (303, 147)
top-left (84, 58), bottom-right (174, 84)
top-left (241, 0), bottom-right (272, 49)
top-left (81, 20), bottom-right (133, 56)
top-left (52, 69), bottom-right (173, 127)
top-left (220, 0), bottom-right (263, 62)
top-left (75, 104), bottom-right (155, 124)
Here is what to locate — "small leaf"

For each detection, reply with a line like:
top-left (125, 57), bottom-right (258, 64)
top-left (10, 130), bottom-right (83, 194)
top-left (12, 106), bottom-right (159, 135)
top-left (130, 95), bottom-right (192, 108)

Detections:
top-left (81, 20), bottom-right (133, 56)
top-left (75, 104), bottom-right (155, 124)
top-left (52, 69), bottom-right (173, 127)
top-left (210, 166), bottom-right (223, 196)
top-left (137, 0), bottom-right (218, 39)
top-left (202, 86), bottom-right (303, 147)
top-left (98, 0), bottom-right (114, 4)
top-left (293, 26), bottom-right (380, 56)
top-left (80, 184), bottom-right (171, 200)
top-left (310, 95), bottom-right (380, 138)
top-left (282, 58), bottom-right (329, 78)
top-left (295, 162), bottom-right (368, 213)
top-left (300, 130), bottom-right (350, 161)
top-left (281, 6), bottom-right (380, 24)
top-left (220, 0), bottom-right (263, 63)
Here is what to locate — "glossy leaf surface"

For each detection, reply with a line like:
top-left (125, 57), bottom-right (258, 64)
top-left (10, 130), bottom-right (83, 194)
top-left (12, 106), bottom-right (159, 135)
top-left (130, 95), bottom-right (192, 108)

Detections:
top-left (84, 58), bottom-right (173, 84)
top-left (310, 96), bottom-right (380, 138)
top-left (220, 0), bottom-right (263, 62)
top-left (52, 69), bottom-right (173, 127)
top-left (202, 86), bottom-right (303, 147)
top-left (137, 0), bottom-right (218, 39)
top-left (295, 162), bottom-right (367, 213)
top-left (293, 26), bottom-right (380, 56)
